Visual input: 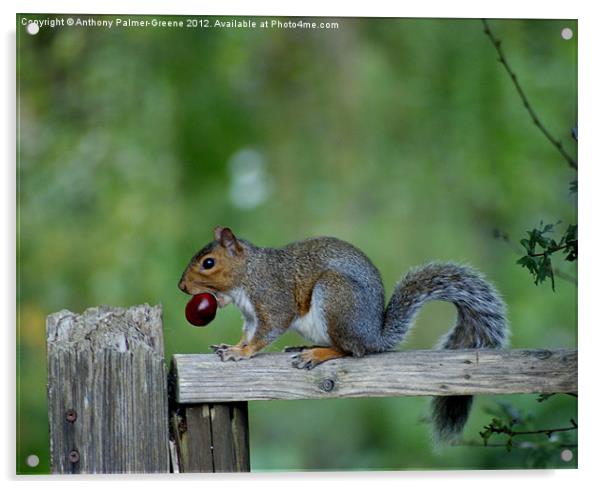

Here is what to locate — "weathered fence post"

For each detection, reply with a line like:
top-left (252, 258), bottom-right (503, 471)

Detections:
top-left (169, 361), bottom-right (250, 472)
top-left (46, 304), bottom-right (170, 473)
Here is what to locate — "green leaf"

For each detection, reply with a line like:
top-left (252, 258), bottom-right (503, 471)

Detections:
top-left (520, 238), bottom-right (531, 251)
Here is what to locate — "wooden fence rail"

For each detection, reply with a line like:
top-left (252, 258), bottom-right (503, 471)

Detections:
top-left (46, 304), bottom-right (577, 474)
top-left (171, 349), bottom-right (577, 403)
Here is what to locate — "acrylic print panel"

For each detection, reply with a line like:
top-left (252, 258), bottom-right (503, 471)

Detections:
top-left (16, 14), bottom-right (577, 474)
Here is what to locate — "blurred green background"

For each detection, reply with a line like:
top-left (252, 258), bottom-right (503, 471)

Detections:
top-left (17, 15), bottom-right (577, 473)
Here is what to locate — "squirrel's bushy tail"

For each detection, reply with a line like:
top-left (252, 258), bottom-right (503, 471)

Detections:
top-left (381, 262), bottom-right (507, 442)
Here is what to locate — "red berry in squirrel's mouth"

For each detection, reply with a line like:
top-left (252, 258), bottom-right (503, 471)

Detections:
top-left (185, 293), bottom-right (218, 326)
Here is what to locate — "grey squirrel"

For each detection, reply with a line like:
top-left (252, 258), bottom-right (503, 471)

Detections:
top-left (179, 226), bottom-right (508, 441)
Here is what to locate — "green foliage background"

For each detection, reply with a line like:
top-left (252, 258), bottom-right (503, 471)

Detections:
top-left (17, 15), bottom-right (577, 473)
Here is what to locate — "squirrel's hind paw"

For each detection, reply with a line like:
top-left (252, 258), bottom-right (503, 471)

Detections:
top-left (291, 352), bottom-right (316, 369)
top-left (291, 347), bottom-right (347, 370)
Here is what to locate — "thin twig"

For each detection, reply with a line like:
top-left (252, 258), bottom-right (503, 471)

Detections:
top-left (528, 244), bottom-right (571, 258)
top-left (481, 19), bottom-right (577, 170)
top-left (509, 424), bottom-right (577, 438)
top-left (484, 419), bottom-right (578, 439)
top-left (457, 440), bottom-right (577, 449)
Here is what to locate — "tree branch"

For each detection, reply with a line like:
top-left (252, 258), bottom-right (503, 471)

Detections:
top-left (508, 421), bottom-right (578, 438)
top-left (481, 19), bottom-right (577, 170)
top-left (493, 229), bottom-right (577, 285)
top-left (527, 244), bottom-right (571, 258)
top-left (456, 440), bottom-right (577, 449)
top-left (481, 418), bottom-right (577, 441)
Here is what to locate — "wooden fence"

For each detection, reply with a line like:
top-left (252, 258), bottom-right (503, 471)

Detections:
top-left (46, 304), bottom-right (577, 473)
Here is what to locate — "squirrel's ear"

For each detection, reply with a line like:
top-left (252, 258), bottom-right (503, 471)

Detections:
top-left (214, 226), bottom-right (224, 241)
top-left (220, 227), bottom-right (242, 256)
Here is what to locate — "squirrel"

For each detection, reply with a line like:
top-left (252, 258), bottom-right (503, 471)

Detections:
top-left (178, 226), bottom-right (508, 441)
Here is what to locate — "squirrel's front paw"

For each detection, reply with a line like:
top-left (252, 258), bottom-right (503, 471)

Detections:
top-left (210, 343), bottom-right (231, 355)
top-left (211, 344), bottom-right (251, 362)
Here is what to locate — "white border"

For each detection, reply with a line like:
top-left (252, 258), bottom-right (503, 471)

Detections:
top-left (3, 1), bottom-right (600, 488)
top-left (3, 0), bottom-right (582, 18)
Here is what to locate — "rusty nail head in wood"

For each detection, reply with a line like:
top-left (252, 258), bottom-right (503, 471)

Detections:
top-left (68, 450), bottom-right (80, 463)
top-left (65, 409), bottom-right (77, 422)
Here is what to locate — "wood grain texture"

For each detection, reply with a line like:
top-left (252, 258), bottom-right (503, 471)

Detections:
top-left (172, 349), bottom-right (577, 403)
top-left (171, 403), bottom-right (250, 472)
top-left (46, 304), bottom-right (170, 474)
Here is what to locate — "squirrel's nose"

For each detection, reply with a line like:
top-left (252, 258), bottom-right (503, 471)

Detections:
top-left (178, 280), bottom-right (188, 293)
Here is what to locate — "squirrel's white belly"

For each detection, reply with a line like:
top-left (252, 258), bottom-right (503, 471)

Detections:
top-left (290, 298), bottom-right (332, 346)
top-left (227, 286), bottom-right (332, 346)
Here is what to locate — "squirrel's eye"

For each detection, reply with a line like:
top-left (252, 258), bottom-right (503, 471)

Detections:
top-left (201, 258), bottom-right (215, 270)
